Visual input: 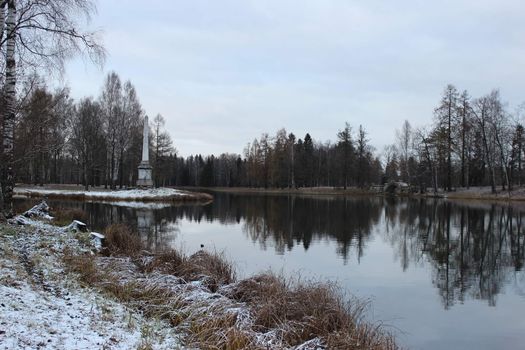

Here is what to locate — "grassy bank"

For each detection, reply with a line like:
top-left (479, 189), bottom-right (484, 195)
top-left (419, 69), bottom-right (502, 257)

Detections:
top-left (64, 223), bottom-right (400, 349)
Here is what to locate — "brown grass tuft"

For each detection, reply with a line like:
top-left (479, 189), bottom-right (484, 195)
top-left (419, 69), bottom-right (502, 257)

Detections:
top-left (186, 312), bottom-right (258, 350)
top-left (178, 250), bottom-right (236, 292)
top-left (223, 272), bottom-right (399, 349)
top-left (143, 250), bottom-right (185, 274)
top-left (63, 250), bottom-right (102, 285)
top-left (103, 224), bottom-right (144, 256)
top-left (144, 249), bottom-right (236, 292)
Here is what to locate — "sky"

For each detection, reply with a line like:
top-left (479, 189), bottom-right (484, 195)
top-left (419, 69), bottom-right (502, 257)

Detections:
top-left (63, 0), bottom-right (525, 157)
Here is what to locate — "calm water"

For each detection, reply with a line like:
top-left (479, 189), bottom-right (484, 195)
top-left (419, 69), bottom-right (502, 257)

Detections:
top-left (16, 194), bottom-right (525, 349)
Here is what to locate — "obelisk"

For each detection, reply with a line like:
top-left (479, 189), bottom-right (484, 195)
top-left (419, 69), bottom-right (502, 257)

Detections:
top-left (137, 116), bottom-right (153, 187)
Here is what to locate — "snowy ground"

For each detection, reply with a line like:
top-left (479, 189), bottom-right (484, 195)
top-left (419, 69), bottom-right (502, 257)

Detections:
top-left (13, 187), bottom-right (212, 203)
top-left (0, 213), bottom-right (181, 349)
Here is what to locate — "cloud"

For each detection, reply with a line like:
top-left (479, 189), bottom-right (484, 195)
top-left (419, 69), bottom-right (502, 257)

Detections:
top-left (64, 0), bottom-right (525, 156)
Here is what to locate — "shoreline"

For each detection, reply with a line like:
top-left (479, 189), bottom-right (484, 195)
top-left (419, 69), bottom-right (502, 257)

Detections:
top-left (179, 185), bottom-right (525, 202)
top-left (16, 184), bottom-right (525, 203)
top-left (14, 186), bottom-right (213, 203)
top-left (0, 203), bottom-right (401, 350)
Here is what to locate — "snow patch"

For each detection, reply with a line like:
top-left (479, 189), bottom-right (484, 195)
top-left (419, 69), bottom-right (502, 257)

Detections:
top-left (22, 201), bottom-right (53, 221)
top-left (0, 206), bottom-right (181, 349)
top-left (14, 187), bottom-right (210, 202)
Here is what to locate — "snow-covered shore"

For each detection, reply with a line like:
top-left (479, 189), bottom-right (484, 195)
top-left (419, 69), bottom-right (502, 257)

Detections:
top-left (0, 211), bottom-right (179, 349)
top-left (14, 187), bottom-right (213, 203)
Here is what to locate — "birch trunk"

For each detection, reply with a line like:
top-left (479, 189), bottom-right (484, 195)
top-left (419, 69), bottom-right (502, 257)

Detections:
top-left (1, 0), bottom-right (16, 216)
top-left (0, 0), bottom-right (7, 50)
top-left (0, 1), bottom-right (5, 212)
top-left (0, 1), bottom-right (6, 48)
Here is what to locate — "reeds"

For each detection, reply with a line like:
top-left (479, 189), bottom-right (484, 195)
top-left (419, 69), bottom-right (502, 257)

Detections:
top-left (102, 224), bottom-right (144, 256)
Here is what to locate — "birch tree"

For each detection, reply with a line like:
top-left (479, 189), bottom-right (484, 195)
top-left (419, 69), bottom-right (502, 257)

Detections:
top-left (0, 0), bottom-right (16, 216)
top-left (117, 80), bottom-right (142, 188)
top-left (100, 72), bottom-right (122, 189)
top-left (0, 0), bottom-right (104, 216)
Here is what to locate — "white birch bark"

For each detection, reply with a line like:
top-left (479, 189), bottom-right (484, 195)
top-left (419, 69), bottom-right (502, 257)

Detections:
top-left (1, 0), bottom-right (16, 215)
top-left (0, 1), bottom-right (6, 49)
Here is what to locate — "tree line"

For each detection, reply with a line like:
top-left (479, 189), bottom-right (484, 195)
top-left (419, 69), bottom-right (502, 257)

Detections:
top-left (13, 72), bottom-right (176, 190)
top-left (7, 82), bottom-right (525, 195)
top-left (384, 85), bottom-right (525, 194)
top-left (168, 124), bottom-right (383, 188)
top-left (155, 83), bottom-right (525, 193)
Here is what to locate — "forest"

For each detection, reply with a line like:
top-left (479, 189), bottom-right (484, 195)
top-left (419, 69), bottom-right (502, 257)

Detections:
top-left (8, 80), bottom-right (525, 194)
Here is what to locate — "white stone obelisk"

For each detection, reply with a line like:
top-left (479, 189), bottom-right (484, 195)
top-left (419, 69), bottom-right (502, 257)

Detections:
top-left (137, 116), bottom-right (153, 187)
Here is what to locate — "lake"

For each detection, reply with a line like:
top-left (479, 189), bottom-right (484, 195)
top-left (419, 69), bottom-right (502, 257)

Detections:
top-left (15, 193), bottom-right (525, 349)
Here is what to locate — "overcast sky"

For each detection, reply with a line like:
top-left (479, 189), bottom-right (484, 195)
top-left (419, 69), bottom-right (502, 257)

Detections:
top-left (64, 0), bottom-right (525, 157)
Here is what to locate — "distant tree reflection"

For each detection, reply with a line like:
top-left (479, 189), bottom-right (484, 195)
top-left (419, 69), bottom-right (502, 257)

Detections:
top-left (25, 194), bottom-right (525, 309)
top-left (384, 200), bottom-right (525, 308)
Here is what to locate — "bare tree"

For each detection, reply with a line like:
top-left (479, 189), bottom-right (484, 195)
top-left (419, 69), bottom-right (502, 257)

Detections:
top-left (151, 114), bottom-right (174, 187)
top-left (117, 80), bottom-right (142, 188)
top-left (435, 84), bottom-right (459, 191)
top-left (471, 94), bottom-right (497, 194)
top-left (0, 0), bottom-right (104, 215)
top-left (486, 90), bottom-right (511, 192)
top-left (100, 72), bottom-right (121, 189)
top-left (414, 127), bottom-right (438, 193)
top-left (396, 120), bottom-right (412, 184)
top-left (70, 98), bottom-right (104, 190)
top-left (337, 122), bottom-right (353, 189)
top-left (457, 90), bottom-right (471, 188)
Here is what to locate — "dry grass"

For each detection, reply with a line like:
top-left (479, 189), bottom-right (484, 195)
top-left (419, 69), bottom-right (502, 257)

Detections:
top-left (143, 249), bottom-right (236, 292)
top-left (63, 248), bottom-right (103, 286)
top-left (222, 273), bottom-right (398, 349)
top-left (185, 311), bottom-right (259, 350)
top-left (50, 207), bottom-right (88, 227)
top-left (178, 250), bottom-right (236, 292)
top-left (63, 225), bottom-right (400, 350)
top-left (103, 224), bottom-right (144, 256)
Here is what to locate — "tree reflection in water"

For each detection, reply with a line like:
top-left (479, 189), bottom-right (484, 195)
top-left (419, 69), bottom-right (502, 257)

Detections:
top-left (382, 199), bottom-right (524, 308)
top-left (18, 194), bottom-right (524, 309)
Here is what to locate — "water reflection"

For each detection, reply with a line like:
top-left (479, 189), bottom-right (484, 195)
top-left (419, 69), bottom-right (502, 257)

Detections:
top-left (384, 199), bottom-right (525, 308)
top-left (17, 194), bottom-right (525, 309)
